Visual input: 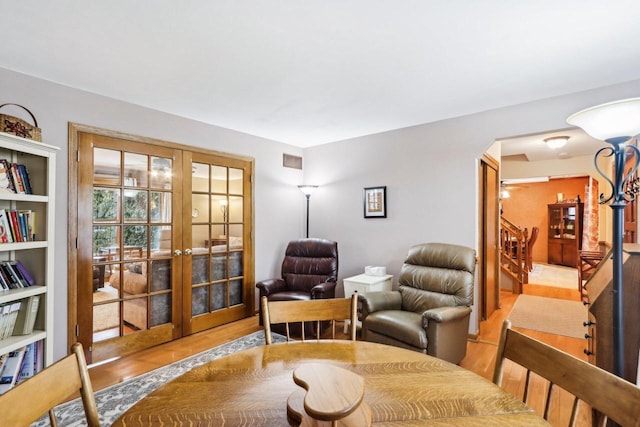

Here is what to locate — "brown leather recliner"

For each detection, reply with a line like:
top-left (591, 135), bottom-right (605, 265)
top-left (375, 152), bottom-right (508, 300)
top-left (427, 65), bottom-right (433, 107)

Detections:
top-left (256, 238), bottom-right (338, 336)
top-left (360, 242), bottom-right (476, 364)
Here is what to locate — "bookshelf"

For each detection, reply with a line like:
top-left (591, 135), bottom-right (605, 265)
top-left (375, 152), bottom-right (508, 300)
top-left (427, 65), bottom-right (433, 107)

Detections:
top-left (0, 132), bottom-right (57, 374)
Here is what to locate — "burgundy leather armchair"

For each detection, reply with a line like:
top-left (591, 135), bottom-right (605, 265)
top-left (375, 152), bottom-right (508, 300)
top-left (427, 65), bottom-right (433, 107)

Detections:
top-left (256, 238), bottom-right (338, 335)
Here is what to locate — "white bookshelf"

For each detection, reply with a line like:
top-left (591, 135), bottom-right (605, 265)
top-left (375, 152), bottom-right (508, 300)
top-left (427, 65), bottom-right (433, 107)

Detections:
top-left (0, 132), bottom-right (57, 368)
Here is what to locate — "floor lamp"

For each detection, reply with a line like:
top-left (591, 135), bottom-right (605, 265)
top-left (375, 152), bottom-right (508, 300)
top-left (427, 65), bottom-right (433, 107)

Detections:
top-left (567, 97), bottom-right (640, 379)
top-left (298, 185), bottom-right (318, 238)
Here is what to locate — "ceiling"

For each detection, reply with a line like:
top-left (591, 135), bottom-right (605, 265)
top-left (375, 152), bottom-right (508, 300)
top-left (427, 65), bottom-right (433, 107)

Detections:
top-left (3, 1), bottom-right (640, 148)
top-left (500, 128), bottom-right (607, 163)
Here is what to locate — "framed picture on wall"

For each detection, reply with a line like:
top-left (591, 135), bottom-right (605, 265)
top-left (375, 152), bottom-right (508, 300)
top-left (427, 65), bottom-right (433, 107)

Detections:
top-left (364, 186), bottom-right (387, 218)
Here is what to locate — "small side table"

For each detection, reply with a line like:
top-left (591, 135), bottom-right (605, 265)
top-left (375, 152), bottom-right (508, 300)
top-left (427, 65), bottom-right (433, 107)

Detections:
top-left (343, 273), bottom-right (393, 333)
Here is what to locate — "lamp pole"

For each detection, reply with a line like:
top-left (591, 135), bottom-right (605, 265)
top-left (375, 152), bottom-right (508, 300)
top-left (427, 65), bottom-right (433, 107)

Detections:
top-left (298, 185), bottom-right (318, 239)
top-left (568, 98), bottom-right (640, 380)
top-left (304, 193), bottom-right (311, 238)
top-left (593, 137), bottom-right (639, 378)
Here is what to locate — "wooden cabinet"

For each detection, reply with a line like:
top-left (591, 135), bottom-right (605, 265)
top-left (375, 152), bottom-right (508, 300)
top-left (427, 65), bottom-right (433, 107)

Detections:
top-left (547, 202), bottom-right (583, 267)
top-left (0, 132), bottom-right (57, 380)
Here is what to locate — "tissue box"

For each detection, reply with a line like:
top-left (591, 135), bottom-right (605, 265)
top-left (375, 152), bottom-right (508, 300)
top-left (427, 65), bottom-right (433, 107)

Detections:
top-left (364, 266), bottom-right (387, 276)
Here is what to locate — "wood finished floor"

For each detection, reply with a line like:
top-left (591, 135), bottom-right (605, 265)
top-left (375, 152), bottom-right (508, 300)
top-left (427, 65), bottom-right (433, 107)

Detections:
top-left (88, 284), bottom-right (589, 425)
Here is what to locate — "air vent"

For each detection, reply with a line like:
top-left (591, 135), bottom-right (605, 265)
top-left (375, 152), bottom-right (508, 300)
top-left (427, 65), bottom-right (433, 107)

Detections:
top-left (283, 153), bottom-right (303, 169)
top-left (502, 154), bottom-right (530, 162)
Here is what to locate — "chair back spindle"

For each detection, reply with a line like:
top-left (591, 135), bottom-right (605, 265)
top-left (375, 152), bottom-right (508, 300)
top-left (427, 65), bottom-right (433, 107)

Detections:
top-left (494, 320), bottom-right (640, 427)
top-left (262, 294), bottom-right (358, 345)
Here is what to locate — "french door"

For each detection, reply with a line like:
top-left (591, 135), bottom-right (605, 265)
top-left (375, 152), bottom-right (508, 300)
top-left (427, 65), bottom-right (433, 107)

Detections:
top-left (71, 126), bottom-right (253, 363)
top-left (182, 151), bottom-right (253, 334)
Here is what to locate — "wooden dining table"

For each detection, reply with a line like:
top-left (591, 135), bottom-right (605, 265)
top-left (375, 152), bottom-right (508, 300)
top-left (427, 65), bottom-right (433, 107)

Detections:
top-left (112, 340), bottom-right (550, 426)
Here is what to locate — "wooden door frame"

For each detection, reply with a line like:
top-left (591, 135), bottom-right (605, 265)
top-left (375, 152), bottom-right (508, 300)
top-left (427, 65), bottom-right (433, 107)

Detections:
top-left (478, 153), bottom-right (500, 323)
top-left (67, 122), bottom-right (255, 355)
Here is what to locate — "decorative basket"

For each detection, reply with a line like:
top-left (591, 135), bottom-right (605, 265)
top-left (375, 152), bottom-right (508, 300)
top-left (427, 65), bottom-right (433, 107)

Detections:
top-left (0, 103), bottom-right (42, 142)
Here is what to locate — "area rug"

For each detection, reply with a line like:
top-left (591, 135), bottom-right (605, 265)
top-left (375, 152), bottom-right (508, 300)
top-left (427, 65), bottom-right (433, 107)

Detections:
top-left (93, 289), bottom-right (118, 332)
top-left (508, 294), bottom-right (587, 339)
top-left (528, 262), bottom-right (578, 290)
top-left (33, 330), bottom-right (286, 427)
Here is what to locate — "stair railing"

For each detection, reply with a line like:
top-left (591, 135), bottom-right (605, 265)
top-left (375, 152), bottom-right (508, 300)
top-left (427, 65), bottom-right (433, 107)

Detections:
top-left (500, 217), bottom-right (529, 293)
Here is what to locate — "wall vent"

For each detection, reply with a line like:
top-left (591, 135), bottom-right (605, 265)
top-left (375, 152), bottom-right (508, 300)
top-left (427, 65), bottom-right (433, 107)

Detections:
top-left (283, 153), bottom-right (303, 169)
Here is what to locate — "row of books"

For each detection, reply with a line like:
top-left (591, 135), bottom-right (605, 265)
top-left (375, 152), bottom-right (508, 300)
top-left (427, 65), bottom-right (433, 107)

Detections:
top-left (0, 159), bottom-right (33, 195)
top-left (0, 296), bottom-right (39, 340)
top-left (0, 209), bottom-right (36, 243)
top-left (0, 260), bottom-right (35, 291)
top-left (0, 301), bottom-right (21, 340)
top-left (0, 341), bottom-right (44, 394)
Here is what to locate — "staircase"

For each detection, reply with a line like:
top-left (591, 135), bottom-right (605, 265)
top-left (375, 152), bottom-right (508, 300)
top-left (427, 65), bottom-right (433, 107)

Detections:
top-left (500, 217), bottom-right (530, 293)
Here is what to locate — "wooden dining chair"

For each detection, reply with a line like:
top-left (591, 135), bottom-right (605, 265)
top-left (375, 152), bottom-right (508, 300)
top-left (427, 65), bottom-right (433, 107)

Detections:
top-left (493, 320), bottom-right (640, 427)
top-left (0, 342), bottom-right (100, 427)
top-left (261, 294), bottom-right (358, 345)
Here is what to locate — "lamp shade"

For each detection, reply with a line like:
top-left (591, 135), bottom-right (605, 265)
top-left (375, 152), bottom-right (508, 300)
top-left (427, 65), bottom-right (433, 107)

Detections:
top-left (567, 97), bottom-right (640, 141)
top-left (298, 185), bottom-right (318, 196)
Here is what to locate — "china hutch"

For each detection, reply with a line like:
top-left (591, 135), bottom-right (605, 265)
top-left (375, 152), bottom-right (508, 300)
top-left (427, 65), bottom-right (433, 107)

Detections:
top-left (547, 201), bottom-right (583, 267)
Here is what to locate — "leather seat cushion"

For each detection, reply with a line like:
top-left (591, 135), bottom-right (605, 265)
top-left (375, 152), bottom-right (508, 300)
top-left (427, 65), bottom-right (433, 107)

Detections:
top-left (365, 310), bottom-right (427, 349)
top-left (268, 291), bottom-right (311, 302)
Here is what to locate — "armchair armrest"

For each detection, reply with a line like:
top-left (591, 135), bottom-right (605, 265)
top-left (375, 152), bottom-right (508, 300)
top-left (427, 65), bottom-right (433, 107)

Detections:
top-left (256, 278), bottom-right (287, 297)
top-left (311, 278), bottom-right (337, 299)
top-left (359, 291), bottom-right (402, 319)
top-left (421, 306), bottom-right (472, 327)
top-left (421, 306), bottom-right (472, 364)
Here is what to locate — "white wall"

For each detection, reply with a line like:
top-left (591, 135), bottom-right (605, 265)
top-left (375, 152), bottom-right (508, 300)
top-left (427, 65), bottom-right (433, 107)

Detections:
top-left (0, 68), bottom-right (306, 359)
top-left (304, 78), bottom-right (640, 335)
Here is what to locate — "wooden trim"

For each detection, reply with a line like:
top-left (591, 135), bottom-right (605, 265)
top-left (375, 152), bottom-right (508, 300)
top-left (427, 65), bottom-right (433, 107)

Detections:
top-left (481, 152), bottom-right (499, 170)
top-left (67, 123), bottom-right (80, 354)
top-left (68, 122), bottom-right (254, 162)
top-left (478, 153), bottom-right (501, 326)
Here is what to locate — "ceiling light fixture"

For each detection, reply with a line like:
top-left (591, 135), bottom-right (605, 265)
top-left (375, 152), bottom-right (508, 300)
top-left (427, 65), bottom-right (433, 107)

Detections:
top-left (543, 136), bottom-right (569, 149)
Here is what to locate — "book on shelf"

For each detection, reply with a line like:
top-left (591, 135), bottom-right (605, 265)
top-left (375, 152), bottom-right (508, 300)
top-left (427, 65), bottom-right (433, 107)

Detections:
top-left (18, 212), bottom-right (27, 241)
top-left (12, 296), bottom-right (38, 335)
top-left (35, 339), bottom-right (43, 373)
top-left (0, 347), bottom-right (26, 394)
top-left (13, 260), bottom-right (35, 286)
top-left (0, 209), bottom-right (12, 243)
top-left (12, 295), bottom-right (39, 336)
top-left (0, 266), bottom-right (8, 291)
top-left (20, 211), bottom-right (33, 241)
top-left (2, 262), bottom-right (25, 288)
top-left (9, 210), bottom-right (21, 242)
top-left (0, 159), bottom-right (33, 195)
top-left (0, 353), bottom-right (7, 379)
top-left (0, 302), bottom-right (22, 339)
top-left (0, 209), bottom-right (35, 243)
top-left (0, 266), bottom-right (16, 290)
top-left (0, 160), bottom-right (15, 194)
top-left (10, 163), bottom-right (25, 194)
top-left (17, 341), bottom-right (37, 383)
top-left (16, 164), bottom-right (32, 195)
